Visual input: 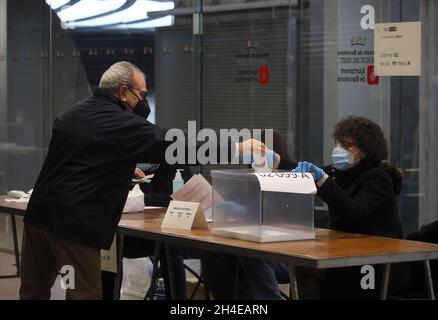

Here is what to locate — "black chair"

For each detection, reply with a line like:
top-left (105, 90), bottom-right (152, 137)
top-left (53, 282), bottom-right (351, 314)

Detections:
top-left (405, 220), bottom-right (438, 299)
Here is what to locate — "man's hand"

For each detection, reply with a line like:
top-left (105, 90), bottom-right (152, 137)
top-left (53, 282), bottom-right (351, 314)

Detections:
top-left (239, 138), bottom-right (270, 157)
top-left (132, 167), bottom-right (146, 185)
top-left (260, 150), bottom-right (281, 170)
top-left (272, 152), bottom-right (281, 170)
top-left (134, 167), bottom-right (146, 179)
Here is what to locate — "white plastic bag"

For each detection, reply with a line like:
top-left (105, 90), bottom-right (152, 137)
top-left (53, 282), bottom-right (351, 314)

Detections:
top-left (123, 184), bottom-right (145, 213)
top-left (121, 257), bottom-right (150, 299)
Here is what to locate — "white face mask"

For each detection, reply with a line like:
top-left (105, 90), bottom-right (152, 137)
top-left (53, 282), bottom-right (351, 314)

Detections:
top-left (332, 145), bottom-right (360, 171)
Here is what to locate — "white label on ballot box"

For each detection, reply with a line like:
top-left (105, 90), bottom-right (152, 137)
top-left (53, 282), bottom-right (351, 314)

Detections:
top-left (161, 200), bottom-right (208, 230)
top-left (252, 172), bottom-right (317, 194)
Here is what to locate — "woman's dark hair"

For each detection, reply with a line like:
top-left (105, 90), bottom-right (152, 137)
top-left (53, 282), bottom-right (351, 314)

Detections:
top-left (260, 129), bottom-right (294, 163)
top-left (333, 116), bottom-right (388, 163)
top-left (333, 116), bottom-right (404, 185)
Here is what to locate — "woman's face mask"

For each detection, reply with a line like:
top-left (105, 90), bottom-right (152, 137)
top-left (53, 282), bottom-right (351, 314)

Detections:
top-left (332, 145), bottom-right (361, 171)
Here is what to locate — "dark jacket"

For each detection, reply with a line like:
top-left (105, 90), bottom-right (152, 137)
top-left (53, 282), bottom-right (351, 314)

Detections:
top-left (318, 160), bottom-right (403, 239)
top-left (140, 164), bottom-right (192, 207)
top-left (318, 160), bottom-right (404, 299)
top-left (25, 89), bottom-right (194, 249)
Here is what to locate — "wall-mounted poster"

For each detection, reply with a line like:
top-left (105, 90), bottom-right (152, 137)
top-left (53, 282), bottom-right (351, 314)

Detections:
top-left (374, 21), bottom-right (421, 76)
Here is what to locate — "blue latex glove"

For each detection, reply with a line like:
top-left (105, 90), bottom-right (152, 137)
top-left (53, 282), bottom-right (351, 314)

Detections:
top-left (291, 161), bottom-right (324, 181)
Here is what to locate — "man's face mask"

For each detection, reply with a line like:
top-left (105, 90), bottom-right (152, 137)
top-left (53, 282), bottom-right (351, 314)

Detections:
top-left (332, 145), bottom-right (356, 171)
top-left (133, 99), bottom-right (151, 119)
top-left (122, 86), bottom-right (150, 119)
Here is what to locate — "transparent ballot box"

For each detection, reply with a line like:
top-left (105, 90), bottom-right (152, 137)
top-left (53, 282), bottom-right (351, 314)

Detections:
top-left (211, 170), bottom-right (316, 243)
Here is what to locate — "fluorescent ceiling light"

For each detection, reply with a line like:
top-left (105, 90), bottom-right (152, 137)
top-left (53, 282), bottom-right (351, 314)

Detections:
top-left (70, 0), bottom-right (174, 28)
top-left (45, 0), bottom-right (71, 11)
top-left (57, 0), bottom-right (127, 22)
top-left (112, 15), bottom-right (173, 29)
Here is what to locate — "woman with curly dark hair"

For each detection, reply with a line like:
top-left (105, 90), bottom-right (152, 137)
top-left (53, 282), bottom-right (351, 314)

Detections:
top-left (293, 115), bottom-right (404, 299)
top-left (294, 116), bottom-right (403, 238)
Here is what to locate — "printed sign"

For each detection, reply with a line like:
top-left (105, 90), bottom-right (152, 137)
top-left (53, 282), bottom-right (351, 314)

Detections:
top-left (161, 200), bottom-right (208, 230)
top-left (374, 21), bottom-right (421, 76)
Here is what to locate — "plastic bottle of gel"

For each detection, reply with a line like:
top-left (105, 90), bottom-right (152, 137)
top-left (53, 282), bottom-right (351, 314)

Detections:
top-left (172, 169), bottom-right (184, 193)
top-left (154, 278), bottom-right (166, 300)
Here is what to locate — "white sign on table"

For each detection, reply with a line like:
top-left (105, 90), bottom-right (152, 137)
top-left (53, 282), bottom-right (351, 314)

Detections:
top-left (374, 21), bottom-right (421, 76)
top-left (161, 200), bottom-right (208, 230)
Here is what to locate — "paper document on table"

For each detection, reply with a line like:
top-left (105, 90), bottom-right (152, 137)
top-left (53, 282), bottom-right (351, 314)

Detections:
top-left (252, 172), bottom-right (317, 194)
top-left (7, 189), bottom-right (32, 200)
top-left (5, 198), bottom-right (29, 203)
top-left (171, 174), bottom-right (213, 222)
top-left (132, 174), bottom-right (154, 184)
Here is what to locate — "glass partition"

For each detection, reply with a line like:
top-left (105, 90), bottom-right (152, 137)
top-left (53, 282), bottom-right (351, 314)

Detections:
top-left (299, 0), bottom-right (438, 234)
top-left (0, 0), bottom-right (437, 251)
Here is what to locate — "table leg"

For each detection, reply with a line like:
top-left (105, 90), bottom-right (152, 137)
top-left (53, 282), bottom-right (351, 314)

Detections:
top-left (288, 264), bottom-right (299, 300)
top-left (145, 241), bottom-right (162, 300)
top-left (165, 242), bottom-right (176, 300)
top-left (379, 263), bottom-right (391, 300)
top-left (203, 274), bottom-right (211, 300)
top-left (233, 256), bottom-right (241, 300)
top-left (114, 233), bottom-right (125, 300)
top-left (0, 214), bottom-right (21, 279)
top-left (11, 214), bottom-right (20, 275)
top-left (424, 260), bottom-right (436, 300)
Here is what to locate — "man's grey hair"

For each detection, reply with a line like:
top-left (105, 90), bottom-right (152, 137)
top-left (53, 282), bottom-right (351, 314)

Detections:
top-left (99, 61), bottom-right (145, 94)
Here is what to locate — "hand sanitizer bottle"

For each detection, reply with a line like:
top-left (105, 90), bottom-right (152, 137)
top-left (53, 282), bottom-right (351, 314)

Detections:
top-left (154, 278), bottom-right (166, 300)
top-left (172, 169), bottom-right (184, 193)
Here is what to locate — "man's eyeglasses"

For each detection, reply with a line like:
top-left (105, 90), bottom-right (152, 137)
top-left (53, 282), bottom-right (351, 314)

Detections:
top-left (127, 86), bottom-right (148, 102)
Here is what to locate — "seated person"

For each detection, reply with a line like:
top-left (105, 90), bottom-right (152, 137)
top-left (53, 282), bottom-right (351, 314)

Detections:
top-left (203, 117), bottom-right (404, 300)
top-left (405, 220), bottom-right (438, 298)
top-left (293, 116), bottom-right (404, 299)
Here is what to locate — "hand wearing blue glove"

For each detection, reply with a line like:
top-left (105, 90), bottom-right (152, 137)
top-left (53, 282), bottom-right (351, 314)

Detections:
top-left (291, 161), bottom-right (324, 181)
